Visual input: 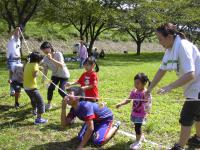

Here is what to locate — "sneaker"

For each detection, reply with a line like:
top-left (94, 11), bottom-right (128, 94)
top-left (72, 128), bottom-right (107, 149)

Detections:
top-left (45, 104), bottom-right (52, 110)
top-left (14, 102), bottom-right (20, 109)
top-left (169, 143), bottom-right (184, 150)
top-left (130, 141), bottom-right (142, 150)
top-left (113, 121), bottom-right (121, 129)
top-left (187, 134), bottom-right (200, 148)
top-left (34, 118), bottom-right (48, 125)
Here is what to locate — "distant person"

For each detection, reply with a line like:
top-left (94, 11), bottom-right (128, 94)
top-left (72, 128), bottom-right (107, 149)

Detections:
top-left (93, 48), bottom-right (99, 59)
top-left (61, 87), bottom-right (121, 149)
top-left (99, 49), bottom-right (105, 59)
top-left (65, 57), bottom-right (99, 102)
top-left (23, 52), bottom-right (47, 124)
top-left (145, 23), bottom-right (200, 150)
top-left (116, 73), bottom-right (152, 150)
top-left (7, 27), bottom-right (21, 96)
top-left (78, 39), bottom-right (88, 68)
top-left (40, 41), bottom-right (70, 110)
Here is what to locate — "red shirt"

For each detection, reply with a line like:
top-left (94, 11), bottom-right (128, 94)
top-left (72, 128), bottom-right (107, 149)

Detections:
top-left (77, 70), bottom-right (99, 100)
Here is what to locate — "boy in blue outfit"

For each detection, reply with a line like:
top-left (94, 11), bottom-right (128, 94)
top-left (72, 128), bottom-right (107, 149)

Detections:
top-left (61, 87), bottom-right (120, 150)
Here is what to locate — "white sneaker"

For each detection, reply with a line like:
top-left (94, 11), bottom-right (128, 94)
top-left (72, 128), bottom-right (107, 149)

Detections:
top-left (45, 104), bottom-right (52, 110)
top-left (130, 141), bottom-right (142, 150)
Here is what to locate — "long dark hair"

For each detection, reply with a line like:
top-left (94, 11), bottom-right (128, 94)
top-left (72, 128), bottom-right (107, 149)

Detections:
top-left (83, 56), bottom-right (99, 72)
top-left (40, 41), bottom-right (55, 52)
top-left (134, 73), bottom-right (151, 87)
top-left (156, 23), bottom-right (186, 39)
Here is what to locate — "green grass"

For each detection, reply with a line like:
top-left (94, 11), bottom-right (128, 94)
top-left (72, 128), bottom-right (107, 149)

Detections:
top-left (0, 53), bottom-right (187, 150)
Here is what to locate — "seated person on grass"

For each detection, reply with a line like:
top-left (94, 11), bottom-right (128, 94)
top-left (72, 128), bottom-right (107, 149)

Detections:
top-left (61, 87), bottom-right (120, 150)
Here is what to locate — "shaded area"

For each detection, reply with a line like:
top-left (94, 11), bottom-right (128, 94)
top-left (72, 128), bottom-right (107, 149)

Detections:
top-left (29, 137), bottom-right (79, 150)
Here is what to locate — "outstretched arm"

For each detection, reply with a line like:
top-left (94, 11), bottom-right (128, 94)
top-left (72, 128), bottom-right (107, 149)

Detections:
top-left (116, 99), bottom-right (131, 108)
top-left (147, 69), bottom-right (167, 93)
top-left (158, 71), bottom-right (195, 94)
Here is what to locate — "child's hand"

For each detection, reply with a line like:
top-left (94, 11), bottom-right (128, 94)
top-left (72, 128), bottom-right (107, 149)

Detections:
top-left (116, 104), bottom-right (121, 109)
top-left (65, 82), bottom-right (71, 89)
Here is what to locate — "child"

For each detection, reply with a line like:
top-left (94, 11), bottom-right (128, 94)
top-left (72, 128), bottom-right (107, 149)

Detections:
top-left (40, 41), bottom-right (70, 110)
top-left (66, 56), bottom-right (99, 102)
top-left (61, 87), bottom-right (120, 149)
top-left (116, 73), bottom-right (152, 150)
top-left (23, 51), bottom-right (48, 124)
top-left (9, 63), bottom-right (23, 108)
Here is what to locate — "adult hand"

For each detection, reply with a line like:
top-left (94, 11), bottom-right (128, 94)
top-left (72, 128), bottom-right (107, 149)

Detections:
top-left (157, 85), bottom-right (172, 94)
top-left (47, 53), bottom-right (52, 60)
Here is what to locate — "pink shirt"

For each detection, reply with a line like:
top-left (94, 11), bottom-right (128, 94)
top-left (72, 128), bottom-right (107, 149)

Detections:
top-left (129, 89), bottom-right (152, 118)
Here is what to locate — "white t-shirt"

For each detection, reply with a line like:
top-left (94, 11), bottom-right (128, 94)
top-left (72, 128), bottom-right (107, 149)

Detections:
top-left (7, 35), bottom-right (21, 59)
top-left (41, 51), bottom-right (70, 79)
top-left (161, 39), bottom-right (200, 99)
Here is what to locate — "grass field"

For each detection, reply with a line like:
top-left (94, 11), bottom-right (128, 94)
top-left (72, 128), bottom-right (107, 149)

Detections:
top-left (0, 53), bottom-right (187, 150)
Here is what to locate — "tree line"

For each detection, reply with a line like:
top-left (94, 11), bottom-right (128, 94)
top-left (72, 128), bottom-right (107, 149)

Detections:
top-left (0, 0), bottom-right (199, 55)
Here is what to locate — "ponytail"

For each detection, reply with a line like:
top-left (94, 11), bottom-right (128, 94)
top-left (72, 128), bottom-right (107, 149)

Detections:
top-left (83, 56), bottom-right (99, 72)
top-left (156, 23), bottom-right (187, 39)
top-left (176, 31), bottom-right (187, 39)
top-left (94, 61), bottom-right (99, 72)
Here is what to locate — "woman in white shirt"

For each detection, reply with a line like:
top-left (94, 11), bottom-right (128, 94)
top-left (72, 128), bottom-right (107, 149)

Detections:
top-left (146, 23), bottom-right (200, 150)
top-left (40, 41), bottom-right (70, 110)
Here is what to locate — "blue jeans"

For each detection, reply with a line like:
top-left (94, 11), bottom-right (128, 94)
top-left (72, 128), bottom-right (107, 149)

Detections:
top-left (25, 89), bottom-right (45, 114)
top-left (79, 58), bottom-right (86, 68)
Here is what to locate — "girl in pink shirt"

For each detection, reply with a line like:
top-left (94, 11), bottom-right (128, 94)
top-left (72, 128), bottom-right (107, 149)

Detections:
top-left (116, 73), bottom-right (152, 150)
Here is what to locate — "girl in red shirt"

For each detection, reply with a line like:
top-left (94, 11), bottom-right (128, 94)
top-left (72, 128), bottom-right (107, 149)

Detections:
top-left (66, 57), bottom-right (99, 102)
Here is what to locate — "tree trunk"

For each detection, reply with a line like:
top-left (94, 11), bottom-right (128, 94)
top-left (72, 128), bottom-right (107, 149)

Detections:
top-left (136, 41), bottom-right (141, 55)
top-left (88, 38), bottom-right (95, 56)
top-left (85, 29), bottom-right (89, 43)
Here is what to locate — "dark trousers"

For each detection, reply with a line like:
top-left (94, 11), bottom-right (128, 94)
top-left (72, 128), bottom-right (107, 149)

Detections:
top-left (25, 89), bottom-right (45, 114)
top-left (134, 123), bottom-right (142, 135)
top-left (47, 76), bottom-right (68, 101)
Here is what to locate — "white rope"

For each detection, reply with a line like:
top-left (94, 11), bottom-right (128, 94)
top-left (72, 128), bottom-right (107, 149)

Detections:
top-left (18, 28), bottom-right (200, 103)
top-left (19, 28), bottom-right (31, 54)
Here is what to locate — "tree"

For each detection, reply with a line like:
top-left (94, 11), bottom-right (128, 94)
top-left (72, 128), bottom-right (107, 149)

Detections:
top-left (43, 0), bottom-right (120, 54)
top-left (118, 1), bottom-right (166, 55)
top-left (0, 0), bottom-right (42, 32)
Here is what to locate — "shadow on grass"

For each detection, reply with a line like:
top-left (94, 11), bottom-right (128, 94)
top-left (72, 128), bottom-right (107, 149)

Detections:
top-left (39, 122), bottom-right (83, 132)
top-left (0, 104), bottom-right (14, 112)
top-left (0, 107), bottom-right (33, 129)
top-left (29, 137), bottom-right (79, 150)
top-left (106, 141), bottom-right (132, 150)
